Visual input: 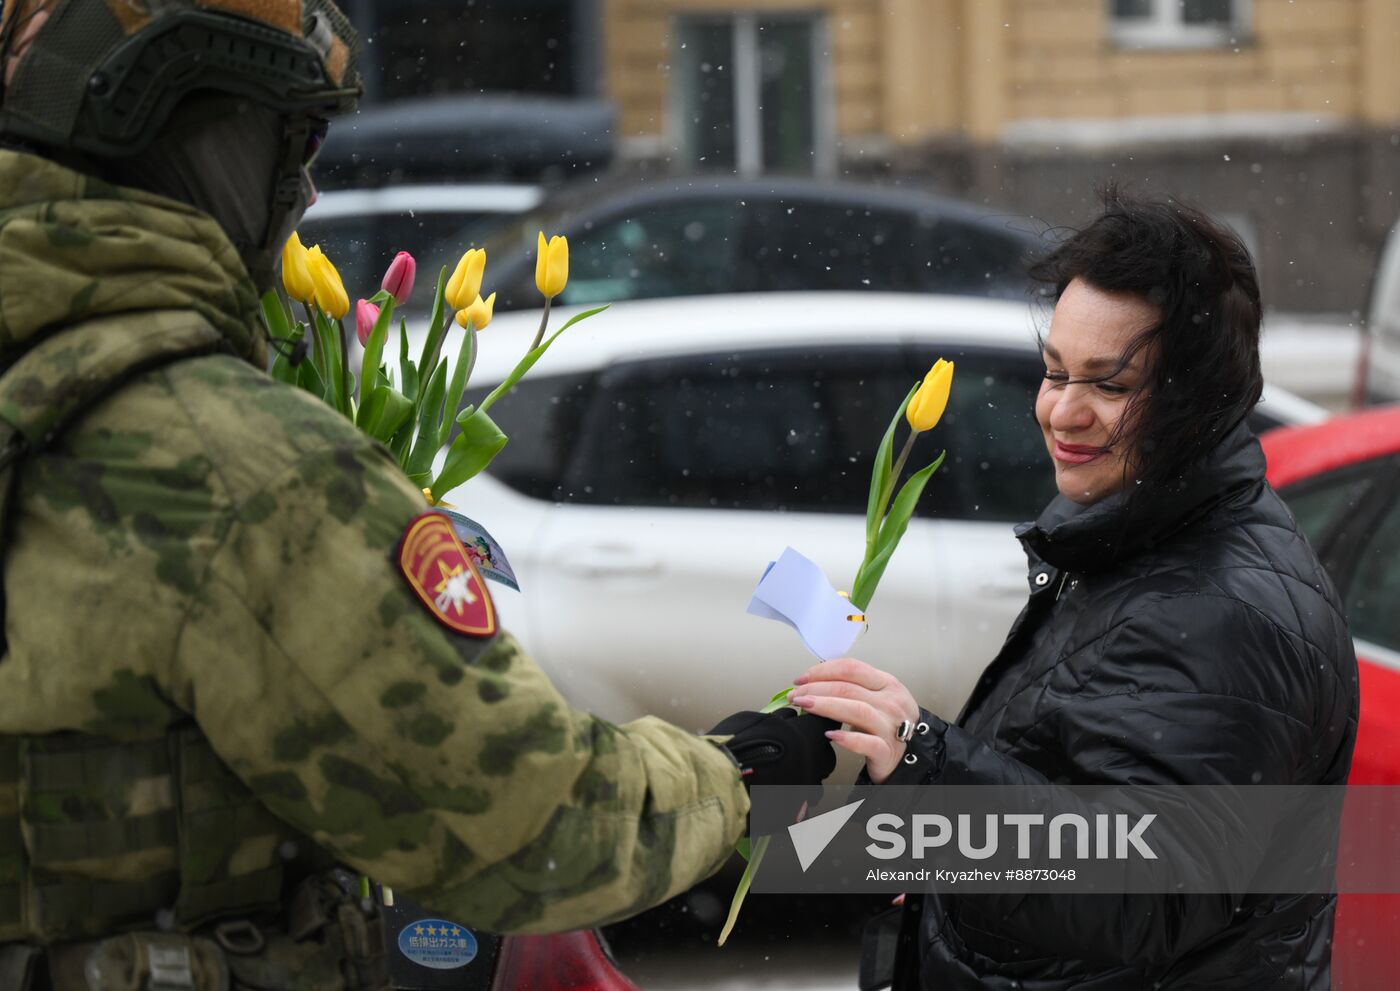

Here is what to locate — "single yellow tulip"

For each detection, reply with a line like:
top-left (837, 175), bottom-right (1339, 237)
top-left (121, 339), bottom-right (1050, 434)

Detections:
top-left (305, 244), bottom-right (349, 319)
top-left (535, 231), bottom-right (568, 298)
top-left (446, 248), bottom-right (486, 311)
top-left (280, 231), bottom-right (315, 303)
top-left (906, 359), bottom-right (954, 432)
top-left (455, 291), bottom-right (496, 331)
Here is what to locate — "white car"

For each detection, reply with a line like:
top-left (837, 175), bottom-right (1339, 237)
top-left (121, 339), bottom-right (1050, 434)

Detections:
top-left (439, 293), bottom-right (1327, 732)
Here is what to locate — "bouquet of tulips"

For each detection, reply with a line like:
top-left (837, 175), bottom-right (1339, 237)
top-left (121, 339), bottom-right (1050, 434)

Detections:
top-left (719, 358), bottom-right (955, 946)
top-left (262, 231), bottom-right (604, 502)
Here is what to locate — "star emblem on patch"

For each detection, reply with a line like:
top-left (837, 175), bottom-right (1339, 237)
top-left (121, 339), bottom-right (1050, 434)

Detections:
top-left (397, 512), bottom-right (497, 637)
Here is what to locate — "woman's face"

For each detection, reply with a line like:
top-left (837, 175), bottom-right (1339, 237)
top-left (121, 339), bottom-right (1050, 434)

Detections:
top-left (1035, 278), bottom-right (1158, 505)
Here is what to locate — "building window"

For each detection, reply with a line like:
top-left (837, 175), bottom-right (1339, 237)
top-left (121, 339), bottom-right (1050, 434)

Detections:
top-left (1109, 0), bottom-right (1249, 49)
top-left (673, 13), bottom-right (833, 176)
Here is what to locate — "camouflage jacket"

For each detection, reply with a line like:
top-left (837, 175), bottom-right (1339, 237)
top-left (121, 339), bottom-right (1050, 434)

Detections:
top-left (0, 149), bottom-right (748, 943)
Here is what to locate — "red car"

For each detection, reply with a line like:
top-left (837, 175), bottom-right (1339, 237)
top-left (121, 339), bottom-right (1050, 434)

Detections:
top-left (1261, 404), bottom-right (1400, 990)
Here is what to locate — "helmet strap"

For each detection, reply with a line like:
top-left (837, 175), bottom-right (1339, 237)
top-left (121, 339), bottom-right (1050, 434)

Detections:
top-left (258, 113), bottom-right (314, 286)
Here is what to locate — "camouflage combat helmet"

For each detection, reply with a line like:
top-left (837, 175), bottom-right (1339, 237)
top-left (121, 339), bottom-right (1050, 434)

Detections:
top-left (0, 0), bottom-right (361, 274)
top-left (0, 0), bottom-right (360, 156)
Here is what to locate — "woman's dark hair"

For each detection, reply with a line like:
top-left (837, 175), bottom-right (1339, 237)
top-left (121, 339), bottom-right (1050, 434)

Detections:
top-left (1029, 184), bottom-right (1264, 497)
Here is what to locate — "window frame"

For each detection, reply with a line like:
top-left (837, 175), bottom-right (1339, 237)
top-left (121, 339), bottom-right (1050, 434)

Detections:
top-left (904, 344), bottom-right (1056, 524)
top-left (556, 343), bottom-right (923, 515)
top-left (463, 370), bottom-right (600, 502)
top-left (1278, 454), bottom-right (1400, 600)
top-left (671, 11), bottom-right (835, 176)
top-left (1108, 0), bottom-right (1251, 51)
top-left (1333, 458), bottom-right (1400, 657)
top-left (549, 341), bottom-right (1055, 523)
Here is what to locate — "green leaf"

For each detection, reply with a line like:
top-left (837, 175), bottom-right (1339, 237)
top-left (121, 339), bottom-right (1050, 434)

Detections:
top-left (719, 834), bottom-right (770, 946)
top-left (402, 358), bottom-right (420, 407)
top-left (310, 306), bottom-right (342, 409)
top-left (357, 386), bottom-right (414, 445)
top-left (390, 421), bottom-right (416, 467)
top-left (417, 265), bottom-right (450, 389)
top-left (851, 450), bottom-right (946, 610)
top-left (866, 381), bottom-right (919, 547)
top-left (759, 687), bottom-right (795, 714)
top-left (259, 289), bottom-right (290, 340)
top-left (405, 360), bottom-right (449, 477)
top-left (477, 305), bottom-right (609, 415)
top-left (429, 407), bottom-right (508, 498)
top-left (360, 296), bottom-right (395, 399)
top-left (736, 837), bottom-right (751, 862)
top-left (335, 320), bottom-right (351, 416)
top-left (269, 323), bottom-right (304, 385)
top-left (439, 322), bottom-right (478, 449)
top-left (398, 316), bottom-right (415, 400)
top-left (296, 354), bottom-right (325, 397)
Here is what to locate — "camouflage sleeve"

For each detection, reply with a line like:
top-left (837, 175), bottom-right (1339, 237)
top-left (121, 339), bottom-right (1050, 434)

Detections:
top-left (172, 435), bottom-right (749, 934)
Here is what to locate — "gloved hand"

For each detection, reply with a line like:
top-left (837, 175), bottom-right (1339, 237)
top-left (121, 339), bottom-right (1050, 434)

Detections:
top-left (709, 708), bottom-right (838, 828)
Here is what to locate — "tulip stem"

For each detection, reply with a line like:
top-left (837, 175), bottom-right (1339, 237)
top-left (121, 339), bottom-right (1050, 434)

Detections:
top-left (337, 319), bottom-right (351, 415)
top-left (301, 302), bottom-right (317, 342)
top-left (530, 296), bottom-right (553, 354)
top-left (302, 302), bottom-right (331, 400)
top-left (421, 314), bottom-right (452, 394)
top-left (873, 431), bottom-right (918, 540)
top-left (856, 430), bottom-right (919, 601)
top-left (464, 323), bottom-right (480, 392)
top-left (888, 431), bottom-right (918, 502)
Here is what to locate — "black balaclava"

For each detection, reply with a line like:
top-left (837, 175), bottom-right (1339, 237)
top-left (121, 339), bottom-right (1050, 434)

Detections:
top-left (101, 95), bottom-right (313, 292)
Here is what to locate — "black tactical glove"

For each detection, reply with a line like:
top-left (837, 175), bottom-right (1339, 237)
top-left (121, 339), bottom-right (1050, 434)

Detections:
top-left (710, 707), bottom-right (838, 789)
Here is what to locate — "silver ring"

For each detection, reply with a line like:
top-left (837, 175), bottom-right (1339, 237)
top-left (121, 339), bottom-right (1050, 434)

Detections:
top-left (896, 719), bottom-right (915, 743)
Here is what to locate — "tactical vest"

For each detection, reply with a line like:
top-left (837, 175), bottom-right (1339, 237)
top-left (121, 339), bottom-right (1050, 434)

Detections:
top-left (0, 315), bottom-right (386, 990)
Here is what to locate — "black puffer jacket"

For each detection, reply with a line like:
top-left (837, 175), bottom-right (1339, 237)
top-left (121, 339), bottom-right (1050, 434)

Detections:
top-left (887, 420), bottom-right (1359, 990)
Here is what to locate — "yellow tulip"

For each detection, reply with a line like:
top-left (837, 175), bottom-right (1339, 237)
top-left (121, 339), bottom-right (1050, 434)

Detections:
top-left (535, 231), bottom-right (568, 298)
top-left (305, 244), bottom-right (349, 319)
top-left (446, 248), bottom-right (486, 311)
top-left (455, 291), bottom-right (496, 331)
top-left (906, 359), bottom-right (954, 432)
top-left (280, 231), bottom-right (315, 303)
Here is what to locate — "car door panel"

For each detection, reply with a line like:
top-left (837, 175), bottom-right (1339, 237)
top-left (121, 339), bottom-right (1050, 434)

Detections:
top-left (530, 505), bottom-right (941, 728)
top-left (526, 345), bottom-right (954, 727)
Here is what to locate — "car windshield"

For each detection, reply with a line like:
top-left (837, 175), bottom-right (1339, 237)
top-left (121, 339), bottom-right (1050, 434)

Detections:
top-left (427, 186), bottom-right (1037, 311)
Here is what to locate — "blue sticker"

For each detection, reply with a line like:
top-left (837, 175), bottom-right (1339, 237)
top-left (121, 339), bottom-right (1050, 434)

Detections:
top-left (397, 918), bottom-right (479, 970)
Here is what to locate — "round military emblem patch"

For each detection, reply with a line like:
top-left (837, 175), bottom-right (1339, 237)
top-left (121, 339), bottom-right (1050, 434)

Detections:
top-left (397, 512), bottom-right (497, 637)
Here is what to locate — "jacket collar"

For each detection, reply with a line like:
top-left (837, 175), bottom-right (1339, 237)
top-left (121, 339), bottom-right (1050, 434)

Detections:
top-left (0, 149), bottom-right (265, 373)
top-left (1014, 417), bottom-right (1267, 574)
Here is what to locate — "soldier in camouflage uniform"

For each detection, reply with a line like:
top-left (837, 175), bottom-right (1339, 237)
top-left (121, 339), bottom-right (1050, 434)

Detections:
top-left (0, 2), bottom-right (836, 988)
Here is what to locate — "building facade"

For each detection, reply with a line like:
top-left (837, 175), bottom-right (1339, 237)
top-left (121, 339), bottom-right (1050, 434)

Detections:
top-left (601, 0), bottom-right (1400, 314)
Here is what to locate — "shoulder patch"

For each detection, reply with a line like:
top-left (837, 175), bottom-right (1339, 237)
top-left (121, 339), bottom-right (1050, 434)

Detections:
top-left (398, 512), bottom-right (497, 638)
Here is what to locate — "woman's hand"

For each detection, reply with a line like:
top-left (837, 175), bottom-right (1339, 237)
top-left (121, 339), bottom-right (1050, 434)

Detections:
top-left (788, 658), bottom-right (920, 784)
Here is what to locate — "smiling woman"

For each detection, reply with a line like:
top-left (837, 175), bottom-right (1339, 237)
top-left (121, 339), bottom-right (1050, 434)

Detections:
top-left (1036, 282), bottom-right (1159, 504)
top-left (793, 187), bottom-right (1359, 990)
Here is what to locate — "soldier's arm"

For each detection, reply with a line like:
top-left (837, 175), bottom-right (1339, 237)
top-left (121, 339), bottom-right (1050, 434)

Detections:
top-left (173, 436), bottom-right (749, 934)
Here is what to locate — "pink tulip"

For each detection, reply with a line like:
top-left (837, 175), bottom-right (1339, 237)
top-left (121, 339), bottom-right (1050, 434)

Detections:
top-left (356, 298), bottom-right (380, 347)
top-left (381, 251), bottom-right (416, 305)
